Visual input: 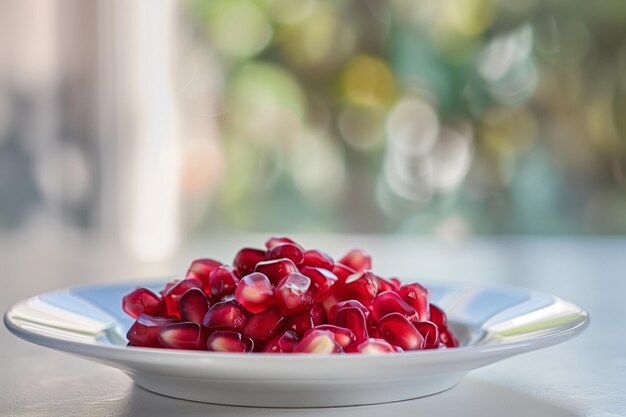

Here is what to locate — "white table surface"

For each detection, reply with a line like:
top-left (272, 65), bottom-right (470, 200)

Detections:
top-left (1, 235), bottom-right (624, 417)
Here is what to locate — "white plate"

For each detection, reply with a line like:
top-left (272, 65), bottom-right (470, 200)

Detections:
top-left (4, 279), bottom-right (588, 407)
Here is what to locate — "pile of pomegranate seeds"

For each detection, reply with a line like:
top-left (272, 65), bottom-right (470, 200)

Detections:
top-left (123, 237), bottom-right (458, 354)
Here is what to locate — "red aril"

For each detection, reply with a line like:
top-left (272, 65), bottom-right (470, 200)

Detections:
top-left (331, 263), bottom-right (357, 283)
top-left (328, 299), bottom-right (369, 323)
top-left (263, 330), bottom-right (299, 353)
top-left (293, 329), bottom-right (342, 354)
top-left (235, 272), bottom-right (275, 314)
top-left (242, 307), bottom-right (285, 343)
top-left (255, 258), bottom-right (298, 285)
top-left (206, 266), bottom-right (240, 301)
top-left (266, 243), bottom-right (304, 265)
top-left (179, 288), bottom-right (210, 324)
top-left (127, 314), bottom-right (177, 348)
top-left (398, 283), bottom-right (429, 322)
top-left (332, 306), bottom-right (368, 343)
top-left (342, 271), bottom-right (380, 307)
top-left (284, 309), bottom-right (314, 337)
top-left (265, 236), bottom-right (302, 250)
top-left (299, 266), bottom-right (338, 301)
top-left (186, 258), bottom-right (222, 283)
top-left (158, 322), bottom-right (206, 350)
top-left (122, 288), bottom-right (164, 319)
top-left (311, 303), bottom-right (326, 325)
top-left (372, 291), bottom-right (419, 323)
top-left (207, 331), bottom-right (254, 352)
top-left (356, 338), bottom-right (400, 354)
top-left (440, 328), bottom-right (459, 348)
top-left (376, 277), bottom-right (397, 293)
top-left (202, 300), bottom-right (248, 331)
top-left (162, 279), bottom-right (203, 318)
top-left (311, 324), bottom-right (356, 349)
top-left (429, 303), bottom-right (447, 329)
top-left (233, 248), bottom-right (266, 277)
top-left (389, 278), bottom-right (402, 291)
top-left (274, 273), bottom-right (315, 316)
top-left (302, 250), bottom-right (334, 270)
top-left (339, 249), bottom-right (372, 272)
top-left (377, 313), bottom-right (425, 351)
top-left (414, 320), bottom-right (439, 349)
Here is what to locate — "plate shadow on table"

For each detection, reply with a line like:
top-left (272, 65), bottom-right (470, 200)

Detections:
top-left (123, 377), bottom-right (578, 417)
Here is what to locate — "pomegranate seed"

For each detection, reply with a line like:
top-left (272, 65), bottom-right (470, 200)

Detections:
top-left (331, 263), bottom-right (356, 283)
top-left (242, 307), bottom-right (285, 343)
top-left (389, 278), bottom-right (402, 291)
top-left (127, 314), bottom-right (177, 348)
top-left (440, 328), bottom-right (459, 348)
top-left (299, 266), bottom-right (338, 301)
top-left (342, 271), bottom-right (380, 307)
top-left (159, 280), bottom-right (178, 297)
top-left (293, 329), bottom-right (342, 354)
top-left (377, 313), bottom-right (425, 351)
top-left (311, 324), bottom-right (356, 348)
top-left (376, 277), bottom-right (397, 293)
top-left (302, 250), bottom-right (334, 270)
top-left (158, 322), bottom-right (206, 350)
top-left (372, 291), bottom-right (419, 323)
top-left (283, 307), bottom-right (317, 337)
top-left (339, 249), bottom-right (372, 272)
top-left (414, 320), bottom-right (440, 349)
top-left (235, 272), bottom-right (275, 314)
top-left (320, 293), bottom-right (343, 318)
top-left (265, 236), bottom-right (302, 250)
top-left (356, 338), bottom-right (399, 354)
top-left (255, 258), bottom-right (298, 285)
top-left (263, 330), bottom-right (299, 353)
top-left (274, 272), bottom-right (315, 316)
top-left (311, 303), bottom-right (326, 325)
top-left (332, 306), bottom-right (368, 343)
top-left (202, 300), bottom-right (248, 331)
top-left (162, 279), bottom-right (202, 318)
top-left (207, 331), bottom-right (254, 352)
top-left (179, 288), bottom-right (210, 324)
top-left (186, 258), bottom-right (222, 283)
top-left (233, 248), bottom-right (266, 277)
top-left (368, 324), bottom-right (380, 338)
top-left (122, 288), bottom-right (164, 319)
top-left (398, 283), bottom-right (430, 322)
top-left (206, 266), bottom-right (240, 301)
top-left (328, 299), bottom-right (369, 323)
top-left (429, 303), bottom-right (447, 329)
top-left (266, 243), bottom-right (304, 265)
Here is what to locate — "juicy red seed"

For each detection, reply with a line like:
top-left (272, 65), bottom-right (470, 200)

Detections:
top-left (284, 307), bottom-right (317, 337)
top-left (122, 288), bottom-right (164, 319)
top-left (158, 322), bottom-right (206, 350)
top-left (186, 258), bottom-right (222, 283)
top-left (440, 328), bottom-right (459, 348)
top-left (299, 266), bottom-right (338, 301)
top-left (302, 250), bottom-right (334, 270)
top-left (235, 272), bottom-right (275, 314)
top-left (265, 236), bottom-right (302, 250)
top-left (311, 324), bottom-right (356, 348)
top-left (179, 288), bottom-right (210, 324)
top-left (263, 330), bottom-right (299, 353)
top-left (372, 291), bottom-right (419, 323)
top-left (162, 279), bottom-right (203, 318)
top-left (328, 299), bottom-right (370, 323)
top-left (274, 272), bottom-right (315, 316)
top-left (255, 258), bottom-right (298, 286)
top-left (242, 307), bottom-right (286, 342)
top-left (368, 325), bottom-right (380, 338)
top-left (333, 306), bottom-right (368, 343)
top-left (202, 300), bottom-right (248, 331)
top-left (376, 277), bottom-right (397, 293)
top-left (356, 338), bottom-right (399, 354)
top-left (233, 248), bottom-right (266, 277)
top-left (398, 283), bottom-right (429, 322)
top-left (206, 266), bottom-right (240, 301)
top-left (377, 313), bottom-right (425, 351)
top-left (414, 320), bottom-right (440, 349)
top-left (311, 303), bottom-right (326, 325)
top-left (207, 331), bottom-right (254, 352)
top-left (126, 314), bottom-right (178, 348)
top-left (339, 249), bottom-right (372, 272)
top-left (331, 263), bottom-right (357, 283)
top-left (429, 303), bottom-right (447, 329)
top-left (293, 329), bottom-right (342, 354)
top-left (342, 271), bottom-right (380, 307)
top-left (389, 278), bottom-right (402, 291)
top-left (266, 243), bottom-right (304, 265)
